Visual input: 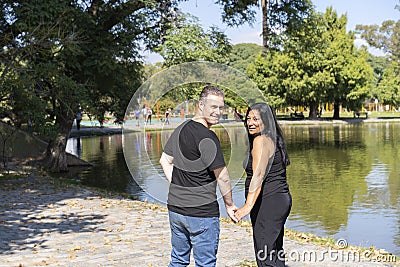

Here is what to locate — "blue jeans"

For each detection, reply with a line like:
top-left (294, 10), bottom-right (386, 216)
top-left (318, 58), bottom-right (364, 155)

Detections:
top-left (168, 210), bottom-right (220, 267)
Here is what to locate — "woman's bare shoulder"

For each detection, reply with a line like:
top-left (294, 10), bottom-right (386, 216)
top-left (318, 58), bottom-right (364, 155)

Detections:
top-left (253, 134), bottom-right (274, 147)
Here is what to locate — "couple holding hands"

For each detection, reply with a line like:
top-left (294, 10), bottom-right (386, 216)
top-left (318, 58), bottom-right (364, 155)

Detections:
top-left (160, 85), bottom-right (292, 267)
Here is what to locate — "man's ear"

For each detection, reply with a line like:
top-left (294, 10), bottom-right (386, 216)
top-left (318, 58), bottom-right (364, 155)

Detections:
top-left (198, 100), bottom-right (204, 112)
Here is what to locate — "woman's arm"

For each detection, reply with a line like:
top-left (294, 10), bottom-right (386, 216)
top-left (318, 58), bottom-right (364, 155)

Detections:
top-left (234, 135), bottom-right (275, 221)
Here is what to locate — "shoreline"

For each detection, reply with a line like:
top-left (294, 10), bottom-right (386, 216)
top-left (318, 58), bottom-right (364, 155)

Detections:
top-left (70, 117), bottom-right (400, 137)
top-left (0, 170), bottom-right (398, 266)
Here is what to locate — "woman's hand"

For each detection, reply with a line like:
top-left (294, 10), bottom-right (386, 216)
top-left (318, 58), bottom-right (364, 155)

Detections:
top-left (234, 203), bottom-right (253, 221)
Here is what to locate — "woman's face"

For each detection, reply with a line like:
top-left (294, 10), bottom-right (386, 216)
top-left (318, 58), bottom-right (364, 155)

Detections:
top-left (246, 109), bottom-right (264, 135)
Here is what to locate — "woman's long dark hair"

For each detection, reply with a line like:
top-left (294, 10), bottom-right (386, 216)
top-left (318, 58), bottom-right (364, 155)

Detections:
top-left (244, 103), bottom-right (290, 167)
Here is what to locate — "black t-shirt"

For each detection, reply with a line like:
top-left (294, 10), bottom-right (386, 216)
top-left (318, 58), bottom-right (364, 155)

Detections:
top-left (163, 120), bottom-right (226, 217)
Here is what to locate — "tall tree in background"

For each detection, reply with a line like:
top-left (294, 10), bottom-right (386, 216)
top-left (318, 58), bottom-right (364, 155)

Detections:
top-left (278, 10), bottom-right (332, 118)
top-left (156, 14), bottom-right (232, 67)
top-left (374, 61), bottom-right (400, 108)
top-left (247, 7), bottom-right (373, 118)
top-left (321, 8), bottom-right (373, 119)
top-left (356, 3), bottom-right (400, 108)
top-left (215, 0), bottom-right (312, 54)
top-left (355, 4), bottom-right (400, 66)
top-left (227, 43), bottom-right (262, 73)
top-left (260, 0), bottom-right (312, 54)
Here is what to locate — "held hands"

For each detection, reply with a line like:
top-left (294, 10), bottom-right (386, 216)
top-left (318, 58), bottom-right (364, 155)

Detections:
top-left (225, 203), bottom-right (253, 223)
top-left (234, 204), bottom-right (252, 222)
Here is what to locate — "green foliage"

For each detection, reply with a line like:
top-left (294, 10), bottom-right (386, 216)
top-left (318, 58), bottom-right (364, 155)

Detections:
top-left (375, 61), bottom-right (400, 107)
top-left (356, 6), bottom-right (400, 108)
top-left (247, 52), bottom-right (294, 107)
top-left (215, 0), bottom-right (259, 27)
top-left (0, 0), bottom-right (177, 130)
top-left (366, 54), bottom-right (391, 87)
top-left (215, 0), bottom-right (313, 51)
top-left (227, 43), bottom-right (262, 73)
top-left (152, 14), bottom-right (240, 111)
top-left (0, 0), bottom-right (182, 170)
top-left (246, 7), bottom-right (374, 118)
top-left (156, 14), bottom-right (232, 66)
top-left (356, 19), bottom-right (400, 64)
top-left (261, 0), bottom-right (313, 50)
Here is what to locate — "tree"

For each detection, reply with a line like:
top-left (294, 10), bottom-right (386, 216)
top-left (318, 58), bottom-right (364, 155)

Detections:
top-left (154, 14), bottom-right (232, 107)
top-left (356, 4), bottom-right (400, 108)
top-left (321, 8), bottom-right (373, 119)
top-left (356, 18), bottom-right (400, 65)
top-left (215, 0), bottom-right (312, 54)
top-left (246, 7), bottom-right (373, 118)
top-left (374, 61), bottom-right (400, 108)
top-left (156, 14), bottom-right (232, 66)
top-left (260, 0), bottom-right (312, 54)
top-left (227, 43), bottom-right (262, 73)
top-left (1, 0), bottom-right (178, 172)
top-left (277, 10), bottom-right (333, 118)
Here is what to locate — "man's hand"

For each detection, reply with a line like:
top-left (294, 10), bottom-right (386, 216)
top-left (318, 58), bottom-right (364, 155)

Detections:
top-left (214, 166), bottom-right (238, 222)
top-left (226, 204), bottom-right (239, 223)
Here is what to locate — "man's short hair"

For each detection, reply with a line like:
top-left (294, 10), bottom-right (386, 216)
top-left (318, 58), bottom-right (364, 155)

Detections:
top-left (199, 85), bottom-right (224, 101)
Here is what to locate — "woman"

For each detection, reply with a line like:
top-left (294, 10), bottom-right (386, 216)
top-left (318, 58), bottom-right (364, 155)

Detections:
top-left (235, 103), bottom-right (292, 267)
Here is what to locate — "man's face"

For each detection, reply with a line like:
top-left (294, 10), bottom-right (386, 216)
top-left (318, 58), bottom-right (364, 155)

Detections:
top-left (199, 94), bottom-right (224, 126)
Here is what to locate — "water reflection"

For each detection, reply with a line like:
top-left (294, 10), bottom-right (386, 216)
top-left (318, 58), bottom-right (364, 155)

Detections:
top-left (67, 123), bottom-right (400, 256)
top-left (66, 137), bottom-right (82, 157)
top-left (284, 125), bottom-right (370, 235)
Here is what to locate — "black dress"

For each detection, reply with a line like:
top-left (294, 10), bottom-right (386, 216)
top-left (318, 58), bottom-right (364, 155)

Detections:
top-left (245, 141), bottom-right (292, 267)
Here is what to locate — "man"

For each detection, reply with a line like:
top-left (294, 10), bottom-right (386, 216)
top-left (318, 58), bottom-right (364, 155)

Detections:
top-left (76, 109), bottom-right (82, 130)
top-left (141, 105), bottom-right (147, 125)
top-left (160, 85), bottom-right (238, 267)
top-left (135, 108), bottom-right (141, 126)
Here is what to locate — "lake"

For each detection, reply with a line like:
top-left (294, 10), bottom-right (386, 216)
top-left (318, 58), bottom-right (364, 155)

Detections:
top-left (66, 122), bottom-right (400, 256)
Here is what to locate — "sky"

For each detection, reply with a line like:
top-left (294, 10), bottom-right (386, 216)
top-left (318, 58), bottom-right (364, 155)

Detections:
top-left (143, 0), bottom-right (400, 62)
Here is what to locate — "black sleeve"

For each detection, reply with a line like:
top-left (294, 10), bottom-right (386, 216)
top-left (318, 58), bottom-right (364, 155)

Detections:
top-left (207, 131), bottom-right (226, 171)
top-left (163, 130), bottom-right (177, 157)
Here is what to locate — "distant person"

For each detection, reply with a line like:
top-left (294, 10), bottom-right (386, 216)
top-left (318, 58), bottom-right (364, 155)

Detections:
top-left (135, 109), bottom-right (141, 126)
top-left (27, 118), bottom-right (33, 132)
top-left (234, 107), bottom-right (244, 121)
top-left (235, 103), bottom-right (292, 267)
top-left (75, 109), bottom-right (82, 130)
top-left (146, 108), bottom-right (152, 125)
top-left (159, 85), bottom-right (238, 267)
top-left (142, 105), bottom-right (147, 124)
top-left (165, 108), bottom-right (171, 125)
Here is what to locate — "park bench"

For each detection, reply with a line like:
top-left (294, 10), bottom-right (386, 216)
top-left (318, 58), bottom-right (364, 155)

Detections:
top-left (290, 112), bottom-right (305, 119)
top-left (353, 111), bottom-right (368, 118)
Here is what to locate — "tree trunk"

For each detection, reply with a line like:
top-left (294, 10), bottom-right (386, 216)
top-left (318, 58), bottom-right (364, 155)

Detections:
top-left (333, 102), bottom-right (340, 119)
top-left (262, 0), bottom-right (268, 57)
top-left (44, 113), bottom-right (73, 172)
top-left (308, 103), bottom-right (318, 119)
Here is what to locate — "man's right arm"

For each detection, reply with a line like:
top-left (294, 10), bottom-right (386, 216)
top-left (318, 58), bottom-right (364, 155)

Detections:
top-left (214, 166), bottom-right (238, 223)
top-left (159, 152), bottom-right (174, 182)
